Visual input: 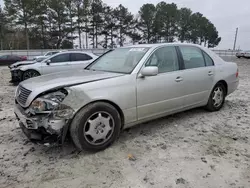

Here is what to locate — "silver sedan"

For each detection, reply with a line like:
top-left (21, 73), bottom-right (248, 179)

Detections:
top-left (14, 43), bottom-right (239, 151)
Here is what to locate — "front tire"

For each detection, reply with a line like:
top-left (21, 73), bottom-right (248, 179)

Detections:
top-left (205, 83), bottom-right (226, 111)
top-left (70, 102), bottom-right (121, 152)
top-left (22, 70), bottom-right (40, 81)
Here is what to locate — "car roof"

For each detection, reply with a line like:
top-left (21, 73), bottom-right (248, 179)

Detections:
top-left (44, 51), bottom-right (98, 60)
top-left (58, 51), bottom-right (97, 56)
top-left (121, 42), bottom-right (225, 66)
top-left (122, 42), bottom-right (202, 49)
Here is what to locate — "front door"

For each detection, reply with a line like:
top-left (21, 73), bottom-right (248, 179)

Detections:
top-left (41, 53), bottom-right (71, 75)
top-left (136, 46), bottom-right (184, 121)
top-left (177, 46), bottom-right (215, 107)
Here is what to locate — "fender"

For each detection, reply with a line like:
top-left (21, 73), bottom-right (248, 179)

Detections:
top-left (19, 63), bottom-right (42, 74)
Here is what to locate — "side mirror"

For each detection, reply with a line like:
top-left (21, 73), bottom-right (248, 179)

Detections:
top-left (46, 59), bottom-right (51, 65)
top-left (141, 66), bottom-right (159, 77)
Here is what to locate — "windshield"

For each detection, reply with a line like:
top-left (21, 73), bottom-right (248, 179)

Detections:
top-left (87, 47), bottom-right (150, 74)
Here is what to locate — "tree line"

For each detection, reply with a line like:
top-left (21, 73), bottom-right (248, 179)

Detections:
top-left (0, 0), bottom-right (221, 50)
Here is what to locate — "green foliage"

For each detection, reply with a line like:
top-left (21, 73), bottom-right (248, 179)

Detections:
top-left (138, 4), bottom-right (156, 43)
top-left (177, 8), bottom-right (192, 42)
top-left (0, 6), bottom-right (8, 50)
top-left (139, 1), bottom-right (221, 47)
top-left (1, 0), bottom-right (221, 49)
top-left (113, 4), bottom-right (134, 47)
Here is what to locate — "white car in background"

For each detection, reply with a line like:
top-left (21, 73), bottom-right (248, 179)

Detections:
top-left (243, 51), bottom-right (250, 58)
top-left (236, 50), bottom-right (245, 58)
top-left (10, 51), bottom-right (98, 82)
top-left (33, 51), bottom-right (63, 60)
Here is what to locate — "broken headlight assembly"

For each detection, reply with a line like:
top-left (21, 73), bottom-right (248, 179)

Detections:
top-left (29, 89), bottom-right (73, 117)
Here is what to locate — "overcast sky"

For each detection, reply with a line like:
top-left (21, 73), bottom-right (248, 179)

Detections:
top-left (1, 0), bottom-right (249, 50)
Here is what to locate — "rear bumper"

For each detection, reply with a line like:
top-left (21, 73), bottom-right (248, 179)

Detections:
top-left (228, 80), bottom-right (239, 95)
top-left (14, 103), bottom-right (70, 144)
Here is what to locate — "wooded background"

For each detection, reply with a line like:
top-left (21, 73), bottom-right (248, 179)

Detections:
top-left (0, 0), bottom-right (221, 50)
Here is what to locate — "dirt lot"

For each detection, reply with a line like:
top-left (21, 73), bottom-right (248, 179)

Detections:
top-left (0, 57), bottom-right (250, 188)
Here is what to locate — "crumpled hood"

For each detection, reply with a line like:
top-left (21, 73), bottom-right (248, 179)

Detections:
top-left (19, 70), bottom-right (124, 107)
top-left (9, 60), bottom-right (36, 69)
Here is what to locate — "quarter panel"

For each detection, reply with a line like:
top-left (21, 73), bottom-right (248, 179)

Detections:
top-left (213, 62), bottom-right (239, 95)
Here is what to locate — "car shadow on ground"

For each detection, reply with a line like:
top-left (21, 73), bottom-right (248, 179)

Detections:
top-left (17, 107), bottom-right (206, 155)
top-left (14, 98), bottom-right (242, 158)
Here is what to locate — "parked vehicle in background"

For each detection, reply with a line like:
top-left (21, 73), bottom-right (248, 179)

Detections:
top-left (33, 51), bottom-right (63, 60)
top-left (0, 55), bottom-right (27, 66)
top-left (10, 51), bottom-right (98, 82)
top-left (9, 56), bottom-right (49, 82)
top-left (14, 43), bottom-right (239, 151)
top-left (236, 50), bottom-right (245, 58)
top-left (243, 51), bottom-right (250, 59)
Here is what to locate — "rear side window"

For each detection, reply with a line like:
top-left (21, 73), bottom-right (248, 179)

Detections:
top-left (203, 52), bottom-right (214, 66)
top-left (50, 53), bottom-right (70, 63)
top-left (71, 53), bottom-right (92, 61)
top-left (179, 46), bottom-right (205, 69)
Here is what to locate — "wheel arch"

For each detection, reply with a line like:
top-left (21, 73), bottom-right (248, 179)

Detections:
top-left (216, 80), bottom-right (228, 95)
top-left (73, 99), bottom-right (125, 130)
top-left (20, 68), bottom-right (41, 75)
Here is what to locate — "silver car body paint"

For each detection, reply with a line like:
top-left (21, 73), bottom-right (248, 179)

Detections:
top-left (14, 43), bottom-right (239, 137)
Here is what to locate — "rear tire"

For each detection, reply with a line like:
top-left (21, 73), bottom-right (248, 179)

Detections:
top-left (205, 83), bottom-right (226, 112)
top-left (70, 102), bottom-right (121, 152)
top-left (22, 70), bottom-right (40, 81)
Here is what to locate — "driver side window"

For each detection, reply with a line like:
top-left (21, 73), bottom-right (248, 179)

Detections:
top-left (50, 53), bottom-right (70, 63)
top-left (145, 46), bottom-right (179, 73)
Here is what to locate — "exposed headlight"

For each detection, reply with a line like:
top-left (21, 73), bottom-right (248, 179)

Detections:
top-left (30, 98), bottom-right (59, 113)
top-left (29, 89), bottom-right (68, 114)
top-left (42, 90), bottom-right (68, 103)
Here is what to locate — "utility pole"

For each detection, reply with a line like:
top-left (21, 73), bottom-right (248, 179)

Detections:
top-left (233, 27), bottom-right (238, 50)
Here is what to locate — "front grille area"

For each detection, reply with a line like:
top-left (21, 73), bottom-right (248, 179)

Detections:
top-left (17, 85), bottom-right (32, 106)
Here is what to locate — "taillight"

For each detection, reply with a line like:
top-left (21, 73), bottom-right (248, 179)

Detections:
top-left (236, 68), bottom-right (239, 78)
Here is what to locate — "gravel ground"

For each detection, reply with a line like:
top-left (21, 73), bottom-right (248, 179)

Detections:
top-left (0, 58), bottom-right (250, 188)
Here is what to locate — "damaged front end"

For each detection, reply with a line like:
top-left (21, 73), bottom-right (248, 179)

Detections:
top-left (10, 69), bottom-right (23, 83)
top-left (14, 89), bottom-right (74, 145)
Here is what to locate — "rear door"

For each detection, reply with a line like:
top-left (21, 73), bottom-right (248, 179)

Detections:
top-left (177, 46), bottom-right (215, 107)
top-left (70, 53), bottom-right (94, 69)
top-left (41, 53), bottom-right (71, 75)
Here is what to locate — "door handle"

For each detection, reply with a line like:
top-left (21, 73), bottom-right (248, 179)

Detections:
top-left (208, 71), bottom-right (214, 76)
top-left (175, 76), bottom-right (183, 82)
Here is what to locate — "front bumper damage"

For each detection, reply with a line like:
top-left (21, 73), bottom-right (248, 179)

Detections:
top-left (10, 69), bottom-right (23, 83)
top-left (14, 102), bottom-right (73, 145)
